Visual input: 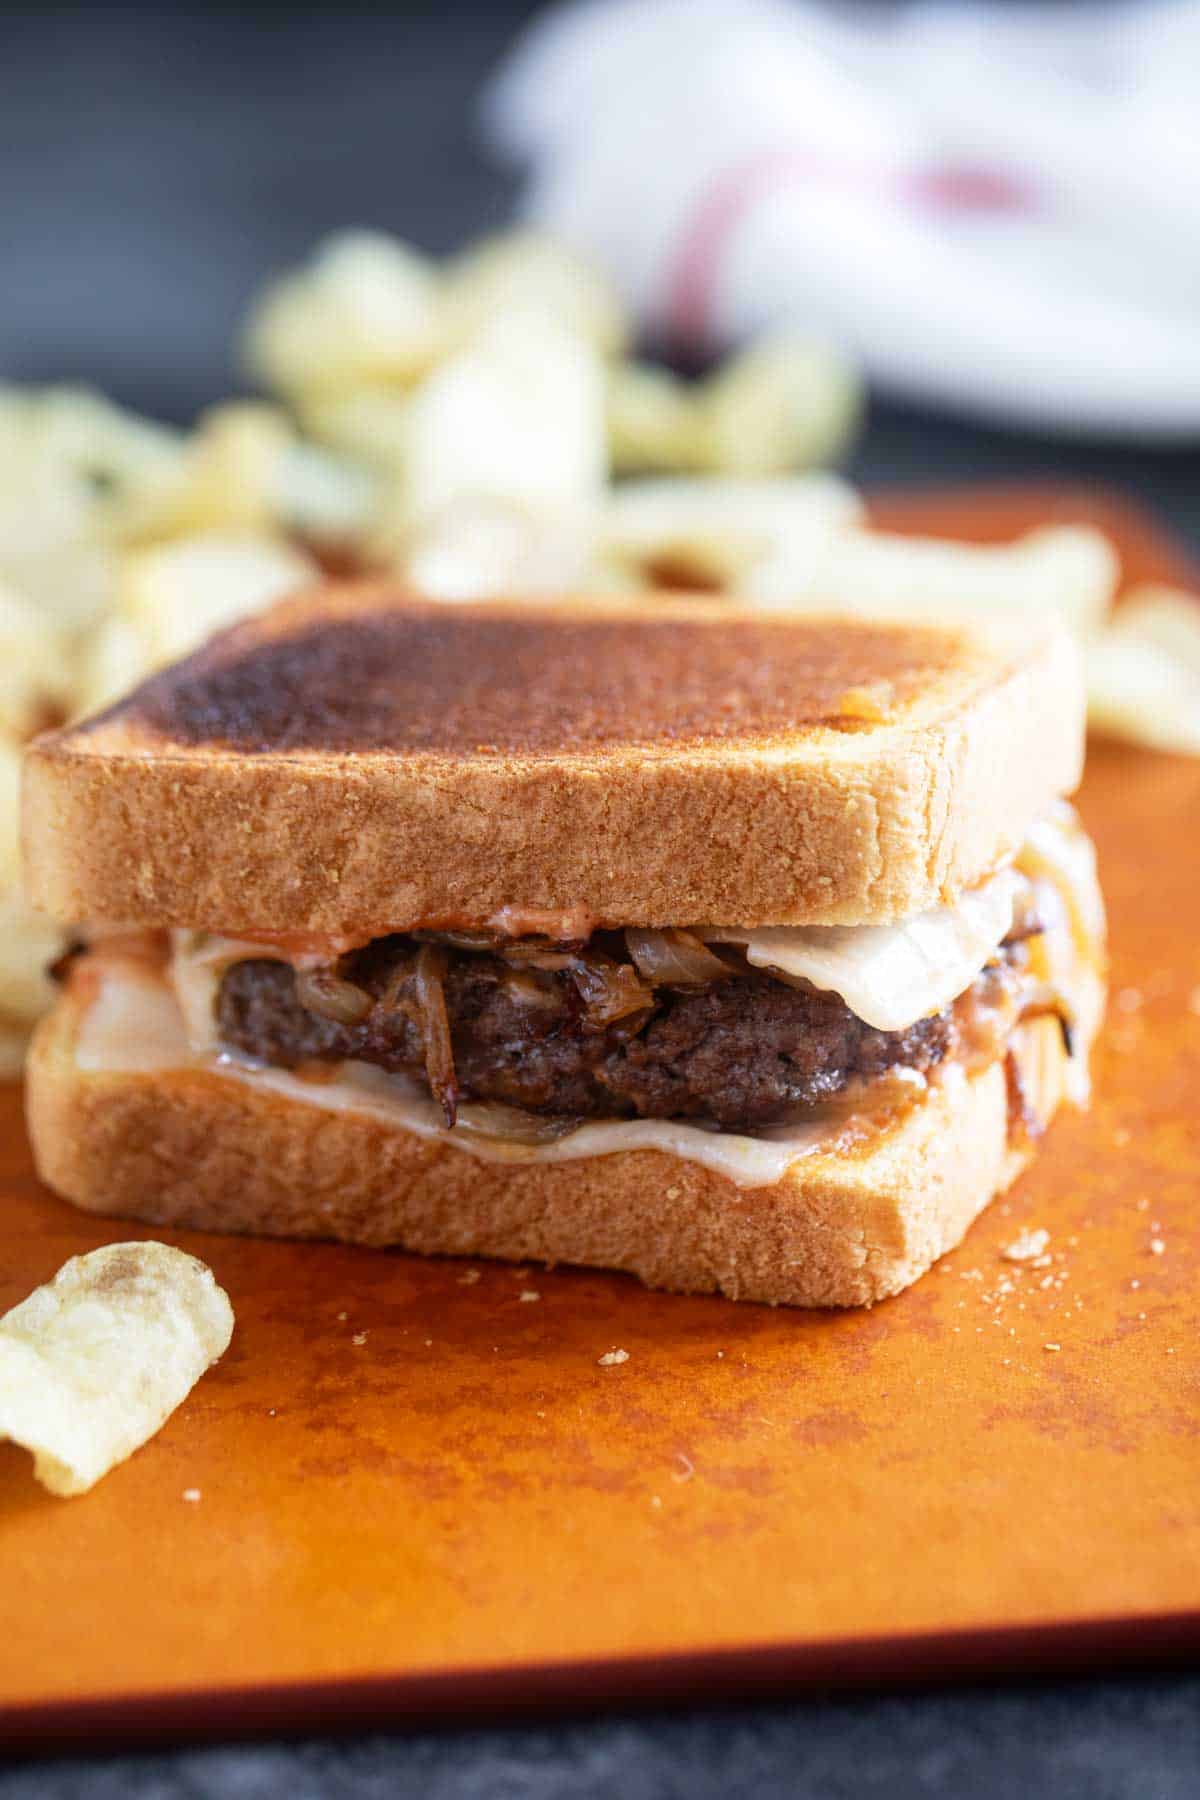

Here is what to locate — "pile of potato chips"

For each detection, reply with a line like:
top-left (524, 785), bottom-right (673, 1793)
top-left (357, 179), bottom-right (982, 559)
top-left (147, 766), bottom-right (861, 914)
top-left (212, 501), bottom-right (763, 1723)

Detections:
top-left (3, 224), bottom-right (1199, 1069)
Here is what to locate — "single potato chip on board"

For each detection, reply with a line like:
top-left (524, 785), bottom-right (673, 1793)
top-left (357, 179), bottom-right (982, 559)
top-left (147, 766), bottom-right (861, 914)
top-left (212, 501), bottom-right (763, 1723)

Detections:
top-left (0, 1242), bottom-right (234, 1496)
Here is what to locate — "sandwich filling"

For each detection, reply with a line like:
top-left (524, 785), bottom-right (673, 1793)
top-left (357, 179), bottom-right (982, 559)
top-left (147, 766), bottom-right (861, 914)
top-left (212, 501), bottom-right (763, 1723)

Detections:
top-left (61, 804), bottom-right (1104, 1183)
top-left (212, 927), bottom-right (1020, 1135)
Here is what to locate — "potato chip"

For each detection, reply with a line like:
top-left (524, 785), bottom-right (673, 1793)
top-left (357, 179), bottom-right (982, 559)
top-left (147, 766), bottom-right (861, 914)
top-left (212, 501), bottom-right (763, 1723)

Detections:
top-left (242, 231), bottom-right (442, 400)
top-left (297, 386), bottom-right (414, 473)
top-left (0, 1243), bottom-right (234, 1496)
top-left (277, 442), bottom-right (379, 543)
top-left (0, 740), bottom-right (65, 1019)
top-left (0, 1020), bottom-right (28, 1079)
top-left (747, 523), bottom-right (1117, 639)
top-left (439, 230), bottom-right (627, 360)
top-left (75, 614), bottom-right (152, 718)
top-left (0, 537), bottom-right (119, 636)
top-left (119, 530), bottom-right (315, 668)
top-left (0, 384), bottom-right (183, 526)
top-left (394, 496), bottom-right (594, 600)
top-left (403, 313), bottom-right (607, 522)
top-left (128, 402), bottom-right (295, 539)
top-left (1087, 585), bottom-right (1200, 755)
top-left (0, 735), bottom-right (21, 866)
top-left (0, 890), bottom-right (64, 1023)
top-left (0, 387), bottom-right (182, 626)
top-left (0, 581), bottom-right (70, 737)
top-left (607, 363), bottom-right (705, 475)
top-left (699, 333), bottom-right (862, 476)
top-left (2, 727), bottom-right (70, 1029)
top-left (601, 474), bottom-right (863, 592)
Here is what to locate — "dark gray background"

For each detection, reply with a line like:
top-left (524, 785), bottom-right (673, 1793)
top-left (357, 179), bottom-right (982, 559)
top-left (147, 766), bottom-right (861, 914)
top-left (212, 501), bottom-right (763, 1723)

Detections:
top-left (2, 3), bottom-right (1197, 1793)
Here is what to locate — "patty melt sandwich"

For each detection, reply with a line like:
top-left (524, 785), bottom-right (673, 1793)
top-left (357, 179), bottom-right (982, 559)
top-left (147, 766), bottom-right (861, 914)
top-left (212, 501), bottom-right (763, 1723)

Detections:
top-left (22, 589), bottom-right (1105, 1307)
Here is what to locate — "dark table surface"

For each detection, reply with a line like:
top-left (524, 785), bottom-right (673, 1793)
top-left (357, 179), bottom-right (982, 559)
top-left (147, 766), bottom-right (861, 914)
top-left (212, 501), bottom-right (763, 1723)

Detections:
top-left (2, 4), bottom-right (1198, 1794)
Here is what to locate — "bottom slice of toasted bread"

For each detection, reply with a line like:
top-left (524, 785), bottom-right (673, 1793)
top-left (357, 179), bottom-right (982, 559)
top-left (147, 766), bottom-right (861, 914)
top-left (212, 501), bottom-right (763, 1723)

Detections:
top-left (25, 985), bottom-right (1074, 1308)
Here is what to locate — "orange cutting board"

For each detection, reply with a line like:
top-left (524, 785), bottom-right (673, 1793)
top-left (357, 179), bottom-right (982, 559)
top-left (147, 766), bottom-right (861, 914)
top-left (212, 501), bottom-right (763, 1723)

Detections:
top-left (2, 488), bottom-right (1199, 1748)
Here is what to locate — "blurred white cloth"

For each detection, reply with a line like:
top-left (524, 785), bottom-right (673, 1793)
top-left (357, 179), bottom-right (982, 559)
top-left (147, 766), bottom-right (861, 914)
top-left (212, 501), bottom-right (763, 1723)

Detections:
top-left (483, 0), bottom-right (1200, 438)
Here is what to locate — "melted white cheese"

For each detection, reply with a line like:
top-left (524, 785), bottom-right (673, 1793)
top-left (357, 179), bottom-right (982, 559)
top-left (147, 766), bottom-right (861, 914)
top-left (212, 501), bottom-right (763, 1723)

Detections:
top-left (708, 868), bottom-right (1020, 1031)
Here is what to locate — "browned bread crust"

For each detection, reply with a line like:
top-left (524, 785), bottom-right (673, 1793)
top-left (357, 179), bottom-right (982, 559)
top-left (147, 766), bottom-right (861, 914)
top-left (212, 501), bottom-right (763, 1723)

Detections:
top-left (26, 985), bottom-right (1071, 1308)
top-left (24, 588), bottom-right (1084, 933)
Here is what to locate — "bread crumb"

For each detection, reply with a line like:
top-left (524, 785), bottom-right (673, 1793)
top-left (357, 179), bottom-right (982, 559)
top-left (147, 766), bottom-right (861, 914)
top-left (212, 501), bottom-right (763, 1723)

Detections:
top-left (1130, 1279), bottom-right (1141, 1290)
top-left (598, 1348), bottom-right (629, 1366)
top-left (1188, 985), bottom-right (1200, 1016)
top-left (1003, 1228), bottom-right (1050, 1263)
top-left (1135, 1198), bottom-right (1150, 1212)
top-left (457, 1269), bottom-right (481, 1285)
top-left (182, 1488), bottom-right (202, 1503)
top-left (424, 1337), bottom-right (433, 1346)
top-left (352, 1332), bottom-right (367, 1346)
top-left (519, 1290), bottom-right (541, 1303)
top-left (1150, 1239), bottom-right (1166, 1256)
top-left (1044, 1342), bottom-right (1062, 1352)
top-left (672, 1452), bottom-right (695, 1484)
top-left (336, 1310), bottom-right (349, 1321)
top-left (1116, 987), bottom-right (1143, 1013)
top-left (650, 1494), bottom-right (663, 1508)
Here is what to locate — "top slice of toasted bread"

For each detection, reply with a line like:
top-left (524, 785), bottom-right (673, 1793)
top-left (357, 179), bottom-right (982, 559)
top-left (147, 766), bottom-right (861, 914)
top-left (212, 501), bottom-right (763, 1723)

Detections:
top-left (24, 585), bottom-right (1084, 933)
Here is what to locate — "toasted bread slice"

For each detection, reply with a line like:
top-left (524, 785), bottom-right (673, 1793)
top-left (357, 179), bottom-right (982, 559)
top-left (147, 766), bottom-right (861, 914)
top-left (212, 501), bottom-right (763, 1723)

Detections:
top-left (24, 587), bottom-right (1082, 933)
top-left (26, 976), bottom-right (1074, 1308)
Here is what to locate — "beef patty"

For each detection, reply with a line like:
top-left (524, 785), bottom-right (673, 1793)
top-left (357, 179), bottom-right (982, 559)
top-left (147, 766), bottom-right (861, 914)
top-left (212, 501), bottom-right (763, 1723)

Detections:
top-left (214, 935), bottom-right (1020, 1132)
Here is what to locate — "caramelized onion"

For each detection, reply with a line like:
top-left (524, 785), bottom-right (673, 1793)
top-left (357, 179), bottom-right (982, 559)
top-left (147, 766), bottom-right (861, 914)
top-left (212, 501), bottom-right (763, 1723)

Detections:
top-left (413, 943), bottom-right (459, 1128)
top-left (569, 956), bottom-right (653, 1026)
top-left (625, 929), bottom-right (732, 987)
top-left (501, 970), bottom-right (560, 1010)
top-left (295, 968), bottom-right (373, 1026)
top-left (414, 928), bottom-right (501, 953)
top-left (498, 940), bottom-right (581, 973)
top-left (454, 1102), bottom-right (581, 1146)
